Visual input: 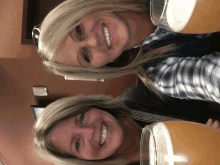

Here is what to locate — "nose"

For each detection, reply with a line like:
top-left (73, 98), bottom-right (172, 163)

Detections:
top-left (83, 32), bottom-right (99, 48)
top-left (79, 124), bottom-right (100, 147)
top-left (80, 126), bottom-right (95, 141)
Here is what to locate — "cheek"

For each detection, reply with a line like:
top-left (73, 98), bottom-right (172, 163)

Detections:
top-left (106, 119), bottom-right (124, 151)
top-left (48, 133), bottom-right (71, 153)
top-left (98, 124), bottom-right (124, 160)
top-left (80, 146), bottom-right (98, 160)
top-left (55, 36), bottom-right (80, 67)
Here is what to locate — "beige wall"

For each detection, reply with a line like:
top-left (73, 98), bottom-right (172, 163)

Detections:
top-left (0, 0), bottom-right (137, 164)
top-left (0, 0), bottom-right (32, 58)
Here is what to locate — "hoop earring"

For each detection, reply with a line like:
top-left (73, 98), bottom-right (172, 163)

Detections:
top-left (32, 26), bottom-right (41, 50)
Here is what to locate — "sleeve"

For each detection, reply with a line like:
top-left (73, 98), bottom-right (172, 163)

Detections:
top-left (120, 86), bottom-right (216, 124)
top-left (148, 53), bottom-right (220, 104)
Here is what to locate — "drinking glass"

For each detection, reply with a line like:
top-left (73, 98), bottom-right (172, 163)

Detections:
top-left (140, 121), bottom-right (220, 165)
top-left (150, 0), bottom-right (220, 34)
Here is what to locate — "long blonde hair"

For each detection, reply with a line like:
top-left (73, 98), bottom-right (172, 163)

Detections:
top-left (33, 95), bottom-right (133, 165)
top-left (38, 0), bottom-right (174, 94)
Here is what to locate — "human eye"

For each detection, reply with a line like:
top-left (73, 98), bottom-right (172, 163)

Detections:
top-left (81, 48), bottom-right (90, 63)
top-left (76, 25), bottom-right (82, 36)
top-left (77, 113), bottom-right (86, 126)
top-left (75, 139), bottom-right (80, 151)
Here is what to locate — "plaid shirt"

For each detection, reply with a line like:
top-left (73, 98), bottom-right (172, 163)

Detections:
top-left (142, 28), bottom-right (220, 104)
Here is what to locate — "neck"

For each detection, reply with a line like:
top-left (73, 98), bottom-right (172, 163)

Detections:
top-left (115, 117), bottom-right (142, 164)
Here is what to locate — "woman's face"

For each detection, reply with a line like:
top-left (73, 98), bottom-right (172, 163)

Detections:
top-left (56, 10), bottom-right (155, 67)
top-left (48, 109), bottom-right (124, 160)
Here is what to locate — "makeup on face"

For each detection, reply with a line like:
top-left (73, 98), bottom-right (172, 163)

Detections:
top-left (56, 10), bottom-right (155, 68)
top-left (47, 109), bottom-right (124, 160)
top-left (56, 11), bottom-right (130, 68)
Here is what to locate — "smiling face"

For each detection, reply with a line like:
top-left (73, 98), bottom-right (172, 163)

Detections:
top-left (55, 10), bottom-right (156, 67)
top-left (47, 109), bottom-right (124, 160)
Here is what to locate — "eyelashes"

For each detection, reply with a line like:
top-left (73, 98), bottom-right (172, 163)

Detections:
top-left (81, 48), bottom-right (90, 63)
top-left (75, 139), bottom-right (80, 151)
top-left (75, 25), bottom-right (91, 64)
top-left (77, 113), bottom-right (86, 126)
top-left (76, 25), bottom-right (82, 36)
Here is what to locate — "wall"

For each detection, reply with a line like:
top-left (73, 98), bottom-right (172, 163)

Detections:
top-left (0, 1), bottom-right (137, 164)
top-left (0, 0), bottom-right (32, 58)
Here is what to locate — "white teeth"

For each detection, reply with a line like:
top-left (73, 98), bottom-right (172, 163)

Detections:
top-left (100, 123), bottom-right (107, 146)
top-left (103, 25), bottom-right (111, 49)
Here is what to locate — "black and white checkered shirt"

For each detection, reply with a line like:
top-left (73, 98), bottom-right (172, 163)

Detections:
top-left (141, 28), bottom-right (220, 104)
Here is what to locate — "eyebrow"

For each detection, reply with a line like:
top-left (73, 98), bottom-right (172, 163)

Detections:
top-left (69, 116), bottom-right (78, 154)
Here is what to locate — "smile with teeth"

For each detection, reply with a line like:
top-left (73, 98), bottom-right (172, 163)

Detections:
top-left (100, 123), bottom-right (108, 146)
top-left (103, 25), bottom-right (111, 49)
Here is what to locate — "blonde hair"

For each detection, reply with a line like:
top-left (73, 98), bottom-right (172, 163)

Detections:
top-left (38, 0), bottom-right (174, 95)
top-left (33, 95), bottom-right (132, 165)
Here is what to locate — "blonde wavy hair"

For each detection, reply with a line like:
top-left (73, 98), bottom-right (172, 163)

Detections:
top-left (38, 0), bottom-right (174, 95)
top-left (33, 95), bottom-right (133, 165)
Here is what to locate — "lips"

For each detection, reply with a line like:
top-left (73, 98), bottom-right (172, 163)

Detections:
top-left (103, 24), bottom-right (111, 49)
top-left (100, 123), bottom-right (108, 146)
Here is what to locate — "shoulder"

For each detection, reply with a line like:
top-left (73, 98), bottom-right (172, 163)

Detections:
top-left (142, 27), bottom-right (174, 45)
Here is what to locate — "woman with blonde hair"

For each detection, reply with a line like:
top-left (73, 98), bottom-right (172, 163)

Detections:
top-left (33, 95), bottom-right (142, 165)
top-left (33, 0), bottom-right (220, 103)
top-left (33, 94), bottom-right (220, 165)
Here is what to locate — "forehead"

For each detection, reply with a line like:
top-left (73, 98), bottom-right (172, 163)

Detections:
top-left (47, 117), bottom-right (75, 153)
top-left (48, 117), bottom-right (74, 138)
top-left (55, 34), bottom-right (81, 66)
